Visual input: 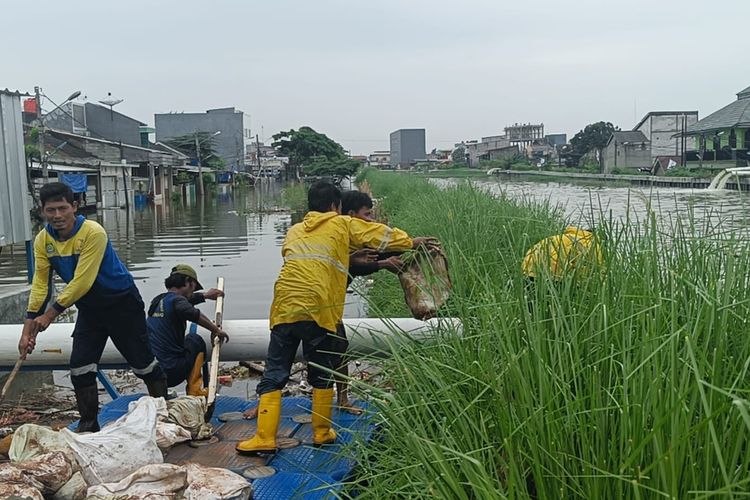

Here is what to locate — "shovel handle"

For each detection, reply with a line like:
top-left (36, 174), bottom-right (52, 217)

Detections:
top-left (0, 358), bottom-right (24, 401)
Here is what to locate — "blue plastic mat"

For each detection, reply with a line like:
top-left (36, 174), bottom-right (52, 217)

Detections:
top-left (73, 394), bottom-right (373, 499)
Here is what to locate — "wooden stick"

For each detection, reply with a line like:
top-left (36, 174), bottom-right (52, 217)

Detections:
top-left (205, 277), bottom-right (225, 414)
top-left (0, 358), bottom-right (24, 402)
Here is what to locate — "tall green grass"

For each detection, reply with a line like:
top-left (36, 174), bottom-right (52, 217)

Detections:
top-left (347, 169), bottom-right (750, 498)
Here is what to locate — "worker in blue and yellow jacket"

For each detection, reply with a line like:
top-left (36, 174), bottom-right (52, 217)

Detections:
top-left (18, 182), bottom-right (167, 433)
top-left (236, 182), bottom-right (436, 455)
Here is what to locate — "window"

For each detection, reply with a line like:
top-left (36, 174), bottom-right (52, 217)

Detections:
top-left (71, 103), bottom-right (86, 132)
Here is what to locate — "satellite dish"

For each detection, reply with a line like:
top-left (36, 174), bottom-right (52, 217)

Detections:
top-left (98, 92), bottom-right (124, 107)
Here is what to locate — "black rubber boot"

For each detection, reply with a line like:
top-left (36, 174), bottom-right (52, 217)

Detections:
top-left (145, 375), bottom-right (168, 399)
top-left (74, 385), bottom-right (100, 433)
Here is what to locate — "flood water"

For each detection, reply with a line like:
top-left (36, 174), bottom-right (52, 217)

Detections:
top-left (433, 176), bottom-right (750, 239)
top-left (2, 176), bottom-right (748, 400)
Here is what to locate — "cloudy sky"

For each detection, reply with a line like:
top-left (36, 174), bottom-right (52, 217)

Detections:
top-left (3, 0), bottom-right (748, 154)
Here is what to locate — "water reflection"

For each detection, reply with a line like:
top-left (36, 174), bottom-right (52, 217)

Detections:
top-left (0, 183), bottom-right (291, 319)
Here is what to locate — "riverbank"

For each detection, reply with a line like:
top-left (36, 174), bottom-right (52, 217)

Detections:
top-left (349, 168), bottom-right (750, 498)
top-left (414, 166), bottom-right (750, 190)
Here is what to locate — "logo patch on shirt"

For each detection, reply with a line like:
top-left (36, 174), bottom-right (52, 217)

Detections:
top-left (45, 244), bottom-right (54, 255)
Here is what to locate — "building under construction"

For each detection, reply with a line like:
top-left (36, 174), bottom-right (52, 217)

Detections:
top-left (504, 123), bottom-right (544, 147)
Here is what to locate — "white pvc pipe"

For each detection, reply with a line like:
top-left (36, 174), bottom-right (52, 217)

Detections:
top-left (0, 318), bottom-right (462, 369)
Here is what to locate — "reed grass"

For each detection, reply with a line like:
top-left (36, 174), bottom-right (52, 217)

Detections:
top-left (345, 168), bottom-right (750, 499)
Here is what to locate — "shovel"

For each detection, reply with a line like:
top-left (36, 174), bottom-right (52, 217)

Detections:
top-left (204, 277), bottom-right (225, 421)
top-left (0, 357), bottom-right (24, 403)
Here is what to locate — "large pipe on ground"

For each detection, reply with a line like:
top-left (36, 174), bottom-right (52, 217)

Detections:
top-left (0, 318), bottom-right (462, 370)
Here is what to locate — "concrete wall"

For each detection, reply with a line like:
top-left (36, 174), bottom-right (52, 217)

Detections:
top-left (84, 103), bottom-right (144, 146)
top-left (155, 108), bottom-right (248, 169)
top-left (604, 141), bottom-right (652, 171)
top-left (0, 286), bottom-right (30, 324)
top-left (390, 129), bottom-right (425, 168)
top-left (635, 113), bottom-right (698, 159)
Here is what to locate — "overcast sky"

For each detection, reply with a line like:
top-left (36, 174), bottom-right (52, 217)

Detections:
top-left (3, 0), bottom-right (748, 155)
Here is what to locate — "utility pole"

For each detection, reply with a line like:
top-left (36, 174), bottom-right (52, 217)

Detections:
top-left (255, 134), bottom-right (262, 180)
top-left (195, 133), bottom-right (204, 197)
top-left (35, 86), bottom-right (47, 182)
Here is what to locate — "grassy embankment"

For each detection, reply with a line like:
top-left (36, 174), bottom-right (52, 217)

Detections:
top-left (346, 168), bottom-right (750, 498)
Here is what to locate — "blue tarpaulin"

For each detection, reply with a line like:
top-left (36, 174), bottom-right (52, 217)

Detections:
top-left (59, 173), bottom-right (87, 193)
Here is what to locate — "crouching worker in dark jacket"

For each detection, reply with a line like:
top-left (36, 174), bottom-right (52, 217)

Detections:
top-left (147, 265), bottom-right (229, 397)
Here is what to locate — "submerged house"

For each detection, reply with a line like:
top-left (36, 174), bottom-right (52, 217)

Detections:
top-left (601, 131), bottom-right (651, 173)
top-left (684, 85), bottom-right (750, 166)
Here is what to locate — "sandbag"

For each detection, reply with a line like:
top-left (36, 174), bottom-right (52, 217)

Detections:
top-left (52, 471), bottom-right (87, 500)
top-left (61, 396), bottom-right (163, 486)
top-left (86, 463), bottom-right (187, 500)
top-left (184, 463), bottom-right (252, 499)
top-left (129, 395), bottom-right (192, 449)
top-left (0, 482), bottom-right (44, 500)
top-left (398, 245), bottom-right (451, 320)
top-left (167, 396), bottom-right (213, 440)
top-left (0, 462), bottom-right (45, 499)
top-left (14, 451), bottom-right (75, 495)
top-left (10, 423), bottom-right (76, 464)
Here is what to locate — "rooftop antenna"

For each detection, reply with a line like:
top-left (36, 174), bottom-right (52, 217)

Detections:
top-left (98, 92), bottom-right (124, 121)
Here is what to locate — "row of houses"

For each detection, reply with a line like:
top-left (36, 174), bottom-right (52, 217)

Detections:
top-left (598, 85), bottom-right (749, 173)
top-left (19, 92), bottom-right (284, 209)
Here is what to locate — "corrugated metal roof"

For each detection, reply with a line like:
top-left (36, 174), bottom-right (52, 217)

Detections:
top-left (686, 85), bottom-right (750, 134)
top-left (0, 92), bottom-right (32, 246)
top-left (0, 89), bottom-right (32, 97)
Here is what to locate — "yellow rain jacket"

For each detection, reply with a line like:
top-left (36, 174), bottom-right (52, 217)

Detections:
top-left (521, 227), bottom-right (602, 280)
top-left (270, 211), bottom-right (413, 333)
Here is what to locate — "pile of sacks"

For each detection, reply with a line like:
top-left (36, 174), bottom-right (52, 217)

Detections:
top-left (0, 396), bottom-right (251, 500)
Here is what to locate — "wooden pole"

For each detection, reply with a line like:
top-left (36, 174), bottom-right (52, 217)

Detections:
top-left (205, 277), bottom-right (225, 418)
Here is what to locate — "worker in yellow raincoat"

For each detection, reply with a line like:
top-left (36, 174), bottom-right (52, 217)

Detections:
top-left (521, 226), bottom-right (603, 282)
top-left (237, 182), bottom-right (435, 455)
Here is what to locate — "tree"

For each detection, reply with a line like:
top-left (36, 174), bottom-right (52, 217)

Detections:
top-left (272, 127), bottom-right (346, 167)
top-left (166, 132), bottom-right (225, 170)
top-left (302, 156), bottom-right (362, 183)
top-left (570, 121), bottom-right (620, 171)
top-left (451, 146), bottom-right (466, 165)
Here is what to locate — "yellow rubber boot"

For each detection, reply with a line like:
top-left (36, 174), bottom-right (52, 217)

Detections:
top-left (236, 390), bottom-right (281, 454)
top-left (186, 352), bottom-right (209, 397)
top-left (312, 387), bottom-right (337, 446)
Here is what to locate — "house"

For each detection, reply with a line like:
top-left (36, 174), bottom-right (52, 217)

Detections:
top-left (368, 151), bottom-right (390, 168)
top-left (463, 136), bottom-right (516, 167)
top-left (155, 107), bottom-right (251, 171)
top-left (633, 111), bottom-right (698, 163)
top-left (602, 131), bottom-right (651, 172)
top-left (44, 101), bottom-right (147, 147)
top-left (684, 85), bottom-right (750, 166)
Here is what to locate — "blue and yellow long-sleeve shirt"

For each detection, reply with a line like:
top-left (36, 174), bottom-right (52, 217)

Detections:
top-left (26, 215), bottom-right (135, 318)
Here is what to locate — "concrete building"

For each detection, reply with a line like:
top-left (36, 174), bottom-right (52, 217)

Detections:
top-left (44, 101), bottom-right (147, 147)
top-left (633, 111), bottom-right (698, 162)
top-left (602, 131), bottom-right (651, 172)
top-left (545, 134), bottom-right (567, 148)
top-left (368, 150), bottom-right (390, 168)
top-left (463, 136), bottom-right (515, 167)
top-left (505, 123), bottom-right (544, 149)
top-left (155, 107), bottom-right (251, 171)
top-left (390, 129), bottom-right (425, 168)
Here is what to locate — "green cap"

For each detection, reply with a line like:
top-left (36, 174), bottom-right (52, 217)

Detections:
top-left (170, 264), bottom-right (203, 291)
